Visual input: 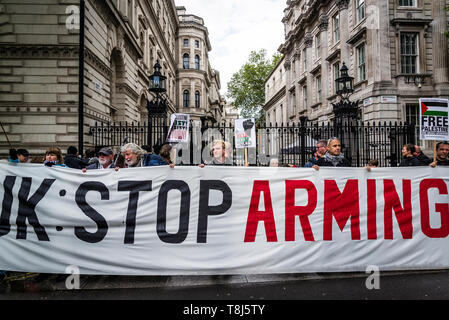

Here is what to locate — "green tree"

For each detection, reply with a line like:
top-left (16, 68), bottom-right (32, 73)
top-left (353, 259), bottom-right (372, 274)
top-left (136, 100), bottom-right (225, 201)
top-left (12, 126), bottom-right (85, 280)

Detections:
top-left (226, 49), bottom-right (282, 125)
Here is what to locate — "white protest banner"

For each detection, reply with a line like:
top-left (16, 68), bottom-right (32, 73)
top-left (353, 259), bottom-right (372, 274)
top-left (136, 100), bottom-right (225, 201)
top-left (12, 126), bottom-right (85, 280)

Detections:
top-left (419, 98), bottom-right (449, 141)
top-left (1, 162), bottom-right (449, 275)
top-left (235, 118), bottom-right (256, 149)
top-left (166, 113), bottom-right (190, 143)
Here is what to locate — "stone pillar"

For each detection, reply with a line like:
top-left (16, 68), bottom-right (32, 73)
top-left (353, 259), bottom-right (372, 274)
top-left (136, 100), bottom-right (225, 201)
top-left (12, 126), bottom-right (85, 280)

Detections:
top-left (337, 0), bottom-right (350, 66)
top-left (432, 0), bottom-right (449, 85)
top-left (318, 13), bottom-right (329, 114)
top-left (368, 0), bottom-right (391, 83)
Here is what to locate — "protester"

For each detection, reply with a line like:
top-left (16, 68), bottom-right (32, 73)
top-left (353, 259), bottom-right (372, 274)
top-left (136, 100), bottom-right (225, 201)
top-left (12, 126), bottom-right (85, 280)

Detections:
top-left (113, 152), bottom-right (126, 168)
top-left (82, 147), bottom-right (116, 171)
top-left (119, 143), bottom-right (149, 168)
top-left (199, 140), bottom-right (232, 167)
top-left (305, 140), bottom-right (327, 167)
top-left (313, 137), bottom-right (351, 169)
top-left (210, 140), bottom-right (227, 164)
top-left (8, 149), bottom-right (18, 163)
top-left (43, 147), bottom-right (67, 167)
top-left (269, 158), bottom-right (279, 167)
top-left (8, 148), bottom-right (30, 163)
top-left (399, 143), bottom-right (422, 167)
top-left (148, 144), bottom-right (175, 167)
top-left (430, 141), bottom-right (449, 167)
top-left (16, 149), bottom-right (30, 163)
top-left (64, 146), bottom-right (86, 169)
top-left (83, 147), bottom-right (98, 167)
top-left (365, 159), bottom-right (379, 171)
top-left (414, 145), bottom-right (432, 165)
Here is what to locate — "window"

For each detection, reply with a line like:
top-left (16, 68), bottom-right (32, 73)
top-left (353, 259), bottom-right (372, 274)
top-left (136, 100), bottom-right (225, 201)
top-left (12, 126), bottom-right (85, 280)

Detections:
top-left (303, 85), bottom-right (307, 108)
top-left (315, 33), bottom-right (321, 59)
top-left (183, 39), bottom-right (189, 47)
top-left (292, 92), bottom-right (296, 115)
top-left (357, 44), bottom-right (366, 81)
top-left (303, 48), bottom-right (307, 72)
top-left (183, 90), bottom-right (190, 107)
top-left (195, 91), bottom-right (200, 108)
top-left (195, 40), bottom-right (200, 48)
top-left (356, 0), bottom-right (365, 23)
top-left (333, 62), bottom-right (340, 94)
top-left (333, 13), bottom-right (340, 44)
top-left (405, 103), bottom-right (419, 125)
top-left (279, 104), bottom-right (283, 124)
top-left (400, 33), bottom-right (418, 74)
top-left (399, 0), bottom-right (416, 6)
top-left (195, 55), bottom-right (200, 70)
top-left (183, 53), bottom-right (189, 69)
top-left (127, 0), bottom-right (133, 24)
top-left (316, 76), bottom-right (322, 103)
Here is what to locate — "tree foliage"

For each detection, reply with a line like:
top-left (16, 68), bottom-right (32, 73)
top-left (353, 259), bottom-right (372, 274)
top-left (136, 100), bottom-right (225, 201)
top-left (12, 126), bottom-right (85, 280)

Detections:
top-left (226, 49), bottom-right (282, 124)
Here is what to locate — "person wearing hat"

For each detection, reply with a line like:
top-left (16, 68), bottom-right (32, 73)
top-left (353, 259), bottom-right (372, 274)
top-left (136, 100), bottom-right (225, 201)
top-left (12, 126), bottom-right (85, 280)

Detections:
top-left (8, 148), bottom-right (30, 163)
top-left (16, 149), bottom-right (30, 163)
top-left (83, 147), bottom-right (116, 171)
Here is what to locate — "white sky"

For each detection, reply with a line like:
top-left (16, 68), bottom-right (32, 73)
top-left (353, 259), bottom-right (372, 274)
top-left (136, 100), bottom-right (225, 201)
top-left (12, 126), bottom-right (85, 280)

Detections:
top-left (175, 0), bottom-right (286, 96)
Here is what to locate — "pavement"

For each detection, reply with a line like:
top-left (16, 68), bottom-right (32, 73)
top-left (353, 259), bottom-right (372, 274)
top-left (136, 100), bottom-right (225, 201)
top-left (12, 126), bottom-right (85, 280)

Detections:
top-left (1, 269), bottom-right (448, 294)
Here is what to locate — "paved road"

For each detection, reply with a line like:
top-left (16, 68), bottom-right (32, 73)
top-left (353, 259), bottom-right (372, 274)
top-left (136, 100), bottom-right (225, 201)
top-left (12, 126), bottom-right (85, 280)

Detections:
top-left (2, 270), bottom-right (449, 300)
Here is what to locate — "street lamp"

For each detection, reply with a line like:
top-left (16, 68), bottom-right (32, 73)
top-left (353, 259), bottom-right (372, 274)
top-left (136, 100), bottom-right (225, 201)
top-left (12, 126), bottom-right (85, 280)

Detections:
top-left (148, 60), bottom-right (167, 94)
top-left (332, 62), bottom-right (359, 125)
top-left (147, 60), bottom-right (168, 147)
top-left (335, 62), bottom-right (354, 100)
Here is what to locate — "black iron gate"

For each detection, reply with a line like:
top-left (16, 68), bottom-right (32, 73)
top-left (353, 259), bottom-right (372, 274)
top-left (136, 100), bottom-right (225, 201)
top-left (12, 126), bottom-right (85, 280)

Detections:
top-left (89, 121), bottom-right (417, 167)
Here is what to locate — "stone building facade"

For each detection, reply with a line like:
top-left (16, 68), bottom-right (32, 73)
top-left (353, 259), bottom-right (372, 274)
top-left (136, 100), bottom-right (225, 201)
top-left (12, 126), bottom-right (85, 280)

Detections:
top-left (176, 6), bottom-right (226, 124)
top-left (0, 0), bottom-right (227, 158)
top-left (268, 0), bottom-right (449, 126)
top-left (264, 55), bottom-right (287, 125)
top-left (0, 0), bottom-right (81, 158)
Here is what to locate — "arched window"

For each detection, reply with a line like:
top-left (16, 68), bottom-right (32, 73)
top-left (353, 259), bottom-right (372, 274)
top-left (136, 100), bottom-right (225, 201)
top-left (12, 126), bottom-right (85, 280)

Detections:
top-left (183, 53), bottom-right (189, 69)
top-left (195, 55), bottom-right (200, 70)
top-left (183, 90), bottom-right (190, 107)
top-left (195, 91), bottom-right (200, 108)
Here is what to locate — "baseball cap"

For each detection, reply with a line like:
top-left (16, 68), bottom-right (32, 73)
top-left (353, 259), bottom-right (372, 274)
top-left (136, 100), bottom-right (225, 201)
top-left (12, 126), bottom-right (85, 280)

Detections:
top-left (98, 147), bottom-right (113, 155)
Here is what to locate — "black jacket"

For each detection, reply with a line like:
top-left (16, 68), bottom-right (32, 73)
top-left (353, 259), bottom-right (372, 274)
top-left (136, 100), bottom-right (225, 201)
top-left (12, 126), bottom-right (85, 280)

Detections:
top-left (399, 156), bottom-right (422, 167)
top-left (435, 158), bottom-right (449, 166)
top-left (316, 156), bottom-right (351, 167)
top-left (416, 153), bottom-right (432, 165)
top-left (64, 154), bottom-right (87, 169)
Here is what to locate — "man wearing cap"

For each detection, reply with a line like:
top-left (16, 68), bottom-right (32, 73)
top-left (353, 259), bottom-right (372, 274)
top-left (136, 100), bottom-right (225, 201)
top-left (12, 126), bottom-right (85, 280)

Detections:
top-left (83, 147), bottom-right (116, 171)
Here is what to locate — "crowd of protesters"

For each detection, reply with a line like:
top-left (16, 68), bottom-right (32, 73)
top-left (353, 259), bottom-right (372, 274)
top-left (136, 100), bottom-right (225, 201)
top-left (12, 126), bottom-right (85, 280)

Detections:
top-left (5, 138), bottom-right (449, 170)
top-left (6, 142), bottom-right (175, 170)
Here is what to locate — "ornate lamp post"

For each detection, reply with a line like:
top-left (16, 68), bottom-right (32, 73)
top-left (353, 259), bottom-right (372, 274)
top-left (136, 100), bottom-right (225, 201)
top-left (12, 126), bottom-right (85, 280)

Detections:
top-left (332, 62), bottom-right (359, 126)
top-left (147, 60), bottom-right (168, 147)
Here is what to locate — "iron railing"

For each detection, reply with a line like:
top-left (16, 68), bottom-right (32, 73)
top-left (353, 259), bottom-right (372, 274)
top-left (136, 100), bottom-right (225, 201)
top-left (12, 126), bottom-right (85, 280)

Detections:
top-left (89, 121), bottom-right (418, 167)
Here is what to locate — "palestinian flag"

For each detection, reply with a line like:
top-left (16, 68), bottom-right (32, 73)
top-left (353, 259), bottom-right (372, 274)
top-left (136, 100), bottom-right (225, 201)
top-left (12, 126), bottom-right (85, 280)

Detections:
top-left (421, 99), bottom-right (448, 117)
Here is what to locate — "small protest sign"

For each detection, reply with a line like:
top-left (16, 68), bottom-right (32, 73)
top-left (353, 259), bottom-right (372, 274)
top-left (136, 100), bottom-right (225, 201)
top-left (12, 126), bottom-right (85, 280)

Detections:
top-left (419, 98), bottom-right (449, 141)
top-left (166, 114), bottom-right (190, 143)
top-left (235, 118), bottom-right (256, 149)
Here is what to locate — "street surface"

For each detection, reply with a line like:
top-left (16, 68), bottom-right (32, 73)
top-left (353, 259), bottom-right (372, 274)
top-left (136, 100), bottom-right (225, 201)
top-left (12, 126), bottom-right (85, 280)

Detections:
top-left (2, 270), bottom-right (449, 300)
